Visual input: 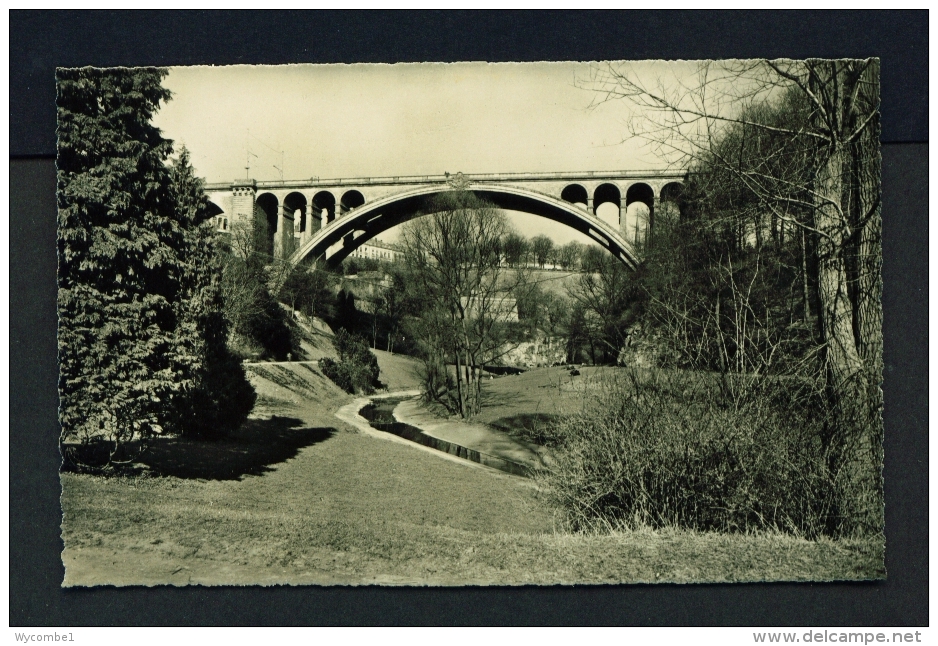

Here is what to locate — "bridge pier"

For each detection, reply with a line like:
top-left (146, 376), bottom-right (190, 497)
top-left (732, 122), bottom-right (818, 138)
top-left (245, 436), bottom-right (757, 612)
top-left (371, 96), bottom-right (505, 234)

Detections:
top-left (650, 196), bottom-right (659, 242)
top-left (230, 180), bottom-right (257, 257)
top-left (275, 204), bottom-right (294, 260)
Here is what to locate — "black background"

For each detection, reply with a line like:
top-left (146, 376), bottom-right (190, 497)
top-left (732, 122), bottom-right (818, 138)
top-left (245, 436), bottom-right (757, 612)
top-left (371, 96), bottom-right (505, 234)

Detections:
top-left (10, 10), bottom-right (928, 626)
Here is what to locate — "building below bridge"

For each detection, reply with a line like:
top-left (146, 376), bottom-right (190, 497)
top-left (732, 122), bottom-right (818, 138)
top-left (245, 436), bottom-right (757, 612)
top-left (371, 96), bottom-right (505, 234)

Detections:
top-left (347, 238), bottom-right (404, 263)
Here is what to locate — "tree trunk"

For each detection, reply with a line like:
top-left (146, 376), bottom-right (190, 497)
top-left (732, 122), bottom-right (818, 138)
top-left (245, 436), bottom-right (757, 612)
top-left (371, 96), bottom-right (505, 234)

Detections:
top-left (852, 116), bottom-right (883, 373)
top-left (814, 142), bottom-right (865, 397)
top-left (454, 342), bottom-right (466, 418)
top-left (801, 227), bottom-right (811, 323)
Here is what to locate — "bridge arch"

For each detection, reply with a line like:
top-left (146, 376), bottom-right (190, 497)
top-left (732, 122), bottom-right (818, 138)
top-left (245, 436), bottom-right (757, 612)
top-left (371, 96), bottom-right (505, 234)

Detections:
top-left (659, 181), bottom-right (685, 224)
top-left (593, 183), bottom-right (622, 229)
top-left (312, 191), bottom-right (336, 226)
top-left (660, 181), bottom-right (683, 203)
top-left (561, 183), bottom-right (589, 209)
top-left (593, 183), bottom-right (621, 212)
top-left (288, 184), bottom-right (640, 270)
top-left (625, 182), bottom-right (654, 210)
top-left (255, 192), bottom-right (279, 256)
top-left (205, 201), bottom-right (226, 232)
top-left (283, 192), bottom-right (307, 234)
top-left (340, 189), bottom-right (365, 215)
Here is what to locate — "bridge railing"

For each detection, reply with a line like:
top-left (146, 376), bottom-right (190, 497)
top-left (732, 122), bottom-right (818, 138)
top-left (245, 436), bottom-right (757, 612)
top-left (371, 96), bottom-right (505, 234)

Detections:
top-left (204, 168), bottom-right (687, 192)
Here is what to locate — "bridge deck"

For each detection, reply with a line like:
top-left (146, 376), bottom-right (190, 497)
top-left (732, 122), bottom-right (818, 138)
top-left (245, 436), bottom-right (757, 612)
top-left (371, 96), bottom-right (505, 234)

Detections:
top-left (204, 168), bottom-right (686, 191)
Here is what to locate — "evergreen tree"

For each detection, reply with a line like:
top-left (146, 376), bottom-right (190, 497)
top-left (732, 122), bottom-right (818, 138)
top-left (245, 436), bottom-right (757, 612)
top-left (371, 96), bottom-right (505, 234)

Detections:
top-left (58, 67), bottom-right (183, 466)
top-left (57, 68), bottom-right (255, 468)
top-left (167, 147), bottom-right (256, 438)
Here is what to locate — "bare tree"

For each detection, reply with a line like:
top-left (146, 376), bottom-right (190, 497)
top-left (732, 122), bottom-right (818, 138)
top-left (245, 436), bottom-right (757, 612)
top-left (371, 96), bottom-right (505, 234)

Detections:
top-left (584, 60), bottom-right (882, 532)
top-left (566, 253), bottom-right (638, 364)
top-left (557, 241), bottom-right (584, 271)
top-left (583, 59), bottom-right (881, 409)
top-left (531, 234), bottom-right (555, 269)
top-left (400, 191), bottom-right (528, 418)
top-left (501, 231), bottom-right (528, 268)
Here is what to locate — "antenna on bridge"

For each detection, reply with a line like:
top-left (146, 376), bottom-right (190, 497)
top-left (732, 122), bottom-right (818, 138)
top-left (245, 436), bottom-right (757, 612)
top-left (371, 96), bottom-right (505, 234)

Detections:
top-left (245, 129), bottom-right (258, 179)
top-left (273, 150), bottom-right (284, 182)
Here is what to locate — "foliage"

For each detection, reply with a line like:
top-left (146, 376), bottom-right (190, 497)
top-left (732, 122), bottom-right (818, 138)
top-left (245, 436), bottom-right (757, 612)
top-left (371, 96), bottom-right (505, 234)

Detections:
top-left (218, 219), bottom-right (297, 361)
top-left (279, 264), bottom-right (336, 321)
top-left (557, 241), bottom-right (584, 271)
top-left (240, 293), bottom-right (295, 360)
top-left (57, 68), bottom-right (256, 470)
top-left (372, 266), bottom-right (412, 353)
top-left (341, 256), bottom-right (385, 275)
top-left (399, 191), bottom-right (528, 418)
top-left (539, 369), bottom-right (881, 538)
top-left (531, 234), bottom-right (554, 268)
top-left (500, 231), bottom-right (529, 268)
top-left (57, 67), bottom-right (185, 468)
top-left (566, 254), bottom-right (643, 364)
top-left (320, 329), bottom-right (380, 394)
top-left (564, 59), bottom-right (883, 536)
top-left (166, 147), bottom-right (256, 438)
top-left (587, 58), bottom-right (882, 403)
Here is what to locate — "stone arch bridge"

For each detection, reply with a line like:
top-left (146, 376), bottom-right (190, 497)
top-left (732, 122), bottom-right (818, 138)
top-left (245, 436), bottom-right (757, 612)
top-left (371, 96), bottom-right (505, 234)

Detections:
top-left (204, 170), bottom-right (686, 270)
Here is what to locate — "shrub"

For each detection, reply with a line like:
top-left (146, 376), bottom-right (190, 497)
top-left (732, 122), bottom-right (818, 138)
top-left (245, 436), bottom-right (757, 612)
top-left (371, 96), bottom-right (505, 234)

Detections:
top-left (319, 357), bottom-right (353, 393)
top-left (229, 290), bottom-right (296, 361)
top-left (538, 368), bottom-right (881, 538)
top-left (320, 330), bottom-right (380, 394)
top-left (171, 310), bottom-right (257, 440)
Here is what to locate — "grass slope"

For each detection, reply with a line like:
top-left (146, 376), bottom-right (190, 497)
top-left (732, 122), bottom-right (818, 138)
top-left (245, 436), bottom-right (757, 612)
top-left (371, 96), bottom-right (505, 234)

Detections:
top-left (372, 348), bottom-right (423, 391)
top-left (60, 362), bottom-right (883, 586)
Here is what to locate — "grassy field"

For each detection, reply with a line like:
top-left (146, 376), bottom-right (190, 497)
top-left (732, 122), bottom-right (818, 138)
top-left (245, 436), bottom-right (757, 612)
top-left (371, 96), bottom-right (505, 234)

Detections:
top-left (60, 358), bottom-right (884, 586)
top-left (473, 365), bottom-right (611, 443)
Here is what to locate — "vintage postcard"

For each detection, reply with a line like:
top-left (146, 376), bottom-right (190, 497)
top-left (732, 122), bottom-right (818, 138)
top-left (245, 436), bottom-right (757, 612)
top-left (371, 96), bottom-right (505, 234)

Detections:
top-left (58, 61), bottom-right (884, 586)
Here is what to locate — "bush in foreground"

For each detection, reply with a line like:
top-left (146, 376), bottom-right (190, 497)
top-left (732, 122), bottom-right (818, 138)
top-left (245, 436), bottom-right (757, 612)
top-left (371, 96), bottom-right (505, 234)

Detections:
top-left (537, 369), bottom-right (882, 538)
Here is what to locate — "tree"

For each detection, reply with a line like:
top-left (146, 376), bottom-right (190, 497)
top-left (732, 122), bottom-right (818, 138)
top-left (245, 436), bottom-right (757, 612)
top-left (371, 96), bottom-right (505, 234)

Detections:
top-left (579, 245), bottom-right (607, 273)
top-left (57, 67), bottom-right (184, 467)
top-left (320, 329), bottom-right (380, 394)
top-left (586, 59), bottom-right (882, 533)
top-left (279, 264), bottom-right (335, 321)
top-left (219, 215), bottom-right (296, 361)
top-left (501, 231), bottom-right (529, 268)
top-left (585, 59), bottom-right (881, 402)
top-left (57, 68), bottom-right (256, 467)
top-left (566, 253), bottom-right (641, 364)
top-left (557, 241), bottom-right (584, 271)
top-left (166, 147), bottom-right (256, 438)
top-left (531, 234), bottom-right (555, 269)
top-left (400, 191), bottom-right (527, 418)
top-left (374, 266), bottom-right (411, 353)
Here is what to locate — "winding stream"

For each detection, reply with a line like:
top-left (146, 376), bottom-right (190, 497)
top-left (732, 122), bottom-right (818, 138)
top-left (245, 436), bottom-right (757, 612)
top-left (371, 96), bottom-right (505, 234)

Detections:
top-left (357, 398), bottom-right (532, 477)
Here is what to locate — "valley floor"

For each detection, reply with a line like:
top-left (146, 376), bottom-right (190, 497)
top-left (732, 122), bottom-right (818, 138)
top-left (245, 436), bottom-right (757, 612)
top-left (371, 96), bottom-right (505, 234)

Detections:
top-left (60, 359), bottom-right (884, 586)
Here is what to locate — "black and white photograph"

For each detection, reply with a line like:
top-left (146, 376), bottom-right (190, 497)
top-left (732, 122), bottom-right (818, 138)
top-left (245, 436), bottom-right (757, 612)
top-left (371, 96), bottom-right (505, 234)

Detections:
top-left (57, 59), bottom-right (884, 586)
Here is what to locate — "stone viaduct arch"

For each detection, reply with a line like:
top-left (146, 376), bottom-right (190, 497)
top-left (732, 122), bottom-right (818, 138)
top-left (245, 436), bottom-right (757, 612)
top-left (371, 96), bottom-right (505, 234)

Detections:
top-left (292, 184), bottom-right (642, 269)
top-left (204, 170), bottom-right (686, 269)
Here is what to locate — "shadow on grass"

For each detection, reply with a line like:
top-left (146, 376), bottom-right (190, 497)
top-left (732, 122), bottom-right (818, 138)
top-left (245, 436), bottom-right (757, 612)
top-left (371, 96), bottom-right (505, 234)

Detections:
top-left (478, 383), bottom-right (524, 410)
top-left (489, 413), bottom-right (561, 446)
top-left (138, 416), bottom-right (336, 480)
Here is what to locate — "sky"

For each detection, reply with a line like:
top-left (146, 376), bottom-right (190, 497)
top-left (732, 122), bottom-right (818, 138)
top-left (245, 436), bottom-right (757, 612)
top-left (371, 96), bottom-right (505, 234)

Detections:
top-left (152, 62), bottom-right (686, 245)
